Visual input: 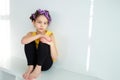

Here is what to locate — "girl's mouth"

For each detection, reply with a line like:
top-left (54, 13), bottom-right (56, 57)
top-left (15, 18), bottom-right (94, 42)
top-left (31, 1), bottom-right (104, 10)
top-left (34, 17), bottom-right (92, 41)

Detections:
top-left (39, 28), bottom-right (43, 30)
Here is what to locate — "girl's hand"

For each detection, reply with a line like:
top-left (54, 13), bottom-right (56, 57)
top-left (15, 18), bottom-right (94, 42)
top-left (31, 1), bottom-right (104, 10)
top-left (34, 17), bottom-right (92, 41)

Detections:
top-left (40, 35), bottom-right (52, 42)
top-left (40, 38), bottom-right (53, 45)
top-left (40, 36), bottom-right (53, 45)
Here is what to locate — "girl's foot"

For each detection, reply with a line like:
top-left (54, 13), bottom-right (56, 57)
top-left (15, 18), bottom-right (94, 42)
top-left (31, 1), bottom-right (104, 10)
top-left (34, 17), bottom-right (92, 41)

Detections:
top-left (28, 65), bottom-right (41, 80)
top-left (23, 65), bottom-right (34, 80)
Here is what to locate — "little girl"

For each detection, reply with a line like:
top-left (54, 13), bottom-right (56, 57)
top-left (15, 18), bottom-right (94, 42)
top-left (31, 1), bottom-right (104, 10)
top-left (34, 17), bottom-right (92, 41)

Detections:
top-left (21, 9), bottom-right (58, 80)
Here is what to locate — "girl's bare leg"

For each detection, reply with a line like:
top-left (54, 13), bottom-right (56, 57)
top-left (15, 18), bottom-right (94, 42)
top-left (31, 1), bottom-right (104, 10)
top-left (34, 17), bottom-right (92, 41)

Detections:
top-left (28, 65), bottom-right (41, 80)
top-left (23, 65), bottom-right (34, 80)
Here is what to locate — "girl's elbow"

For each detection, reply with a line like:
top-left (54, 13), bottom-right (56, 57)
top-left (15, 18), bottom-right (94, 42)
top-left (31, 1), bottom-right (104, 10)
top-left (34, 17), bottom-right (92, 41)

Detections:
top-left (21, 39), bottom-right (26, 44)
top-left (52, 54), bottom-right (58, 60)
top-left (52, 57), bottom-right (57, 62)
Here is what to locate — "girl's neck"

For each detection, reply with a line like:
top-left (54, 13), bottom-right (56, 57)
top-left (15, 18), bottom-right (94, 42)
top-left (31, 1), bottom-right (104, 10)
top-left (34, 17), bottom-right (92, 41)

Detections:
top-left (36, 30), bottom-right (47, 35)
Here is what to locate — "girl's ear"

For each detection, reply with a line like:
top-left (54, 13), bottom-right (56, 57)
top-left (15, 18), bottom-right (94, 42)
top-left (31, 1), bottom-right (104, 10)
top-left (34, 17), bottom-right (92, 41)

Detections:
top-left (32, 20), bottom-right (35, 25)
top-left (32, 20), bottom-right (36, 28)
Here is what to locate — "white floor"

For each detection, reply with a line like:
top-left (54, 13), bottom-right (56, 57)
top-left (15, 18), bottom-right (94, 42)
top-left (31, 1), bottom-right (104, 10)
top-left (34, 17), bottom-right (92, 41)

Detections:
top-left (40, 67), bottom-right (102, 80)
top-left (0, 57), bottom-right (103, 80)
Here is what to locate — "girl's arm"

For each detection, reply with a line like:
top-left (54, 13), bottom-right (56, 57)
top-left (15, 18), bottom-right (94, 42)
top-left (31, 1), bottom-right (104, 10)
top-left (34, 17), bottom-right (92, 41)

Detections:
top-left (49, 34), bottom-right (58, 62)
top-left (40, 34), bottom-right (58, 62)
top-left (21, 32), bottom-right (42, 44)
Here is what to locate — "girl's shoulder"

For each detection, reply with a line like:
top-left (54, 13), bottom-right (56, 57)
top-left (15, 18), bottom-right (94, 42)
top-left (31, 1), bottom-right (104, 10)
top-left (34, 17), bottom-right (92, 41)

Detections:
top-left (46, 30), bottom-right (53, 36)
top-left (26, 32), bottom-right (35, 36)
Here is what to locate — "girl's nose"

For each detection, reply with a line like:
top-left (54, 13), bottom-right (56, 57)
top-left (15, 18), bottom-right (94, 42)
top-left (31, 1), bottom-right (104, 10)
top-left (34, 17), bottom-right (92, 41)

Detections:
top-left (40, 24), bottom-right (43, 27)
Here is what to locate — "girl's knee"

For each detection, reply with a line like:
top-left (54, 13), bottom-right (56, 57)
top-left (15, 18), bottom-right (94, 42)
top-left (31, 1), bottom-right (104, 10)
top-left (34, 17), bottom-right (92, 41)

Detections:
top-left (38, 42), bottom-right (50, 49)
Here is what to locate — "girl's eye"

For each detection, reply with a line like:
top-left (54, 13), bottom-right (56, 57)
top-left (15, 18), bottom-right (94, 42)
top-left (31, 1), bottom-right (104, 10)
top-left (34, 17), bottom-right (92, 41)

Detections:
top-left (44, 22), bottom-right (47, 25)
top-left (38, 21), bottom-right (42, 23)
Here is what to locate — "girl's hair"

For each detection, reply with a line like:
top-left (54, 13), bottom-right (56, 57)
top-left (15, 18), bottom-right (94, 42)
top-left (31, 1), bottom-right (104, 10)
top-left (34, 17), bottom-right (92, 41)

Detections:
top-left (30, 9), bottom-right (51, 24)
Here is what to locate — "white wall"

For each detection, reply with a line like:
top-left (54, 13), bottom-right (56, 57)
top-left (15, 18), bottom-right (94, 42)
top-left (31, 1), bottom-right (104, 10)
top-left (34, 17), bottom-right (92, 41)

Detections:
top-left (10, 0), bottom-right (90, 74)
top-left (89, 0), bottom-right (120, 80)
top-left (9, 0), bottom-right (120, 80)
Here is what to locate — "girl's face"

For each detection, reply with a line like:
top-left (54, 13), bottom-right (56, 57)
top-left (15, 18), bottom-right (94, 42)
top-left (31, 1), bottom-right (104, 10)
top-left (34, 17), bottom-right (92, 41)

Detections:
top-left (33, 15), bottom-right (48, 33)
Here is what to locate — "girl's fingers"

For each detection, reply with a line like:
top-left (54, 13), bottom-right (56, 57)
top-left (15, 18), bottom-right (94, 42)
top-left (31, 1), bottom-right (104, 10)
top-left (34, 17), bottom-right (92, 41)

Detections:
top-left (44, 35), bottom-right (51, 41)
top-left (40, 38), bottom-right (46, 43)
top-left (41, 36), bottom-right (51, 42)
